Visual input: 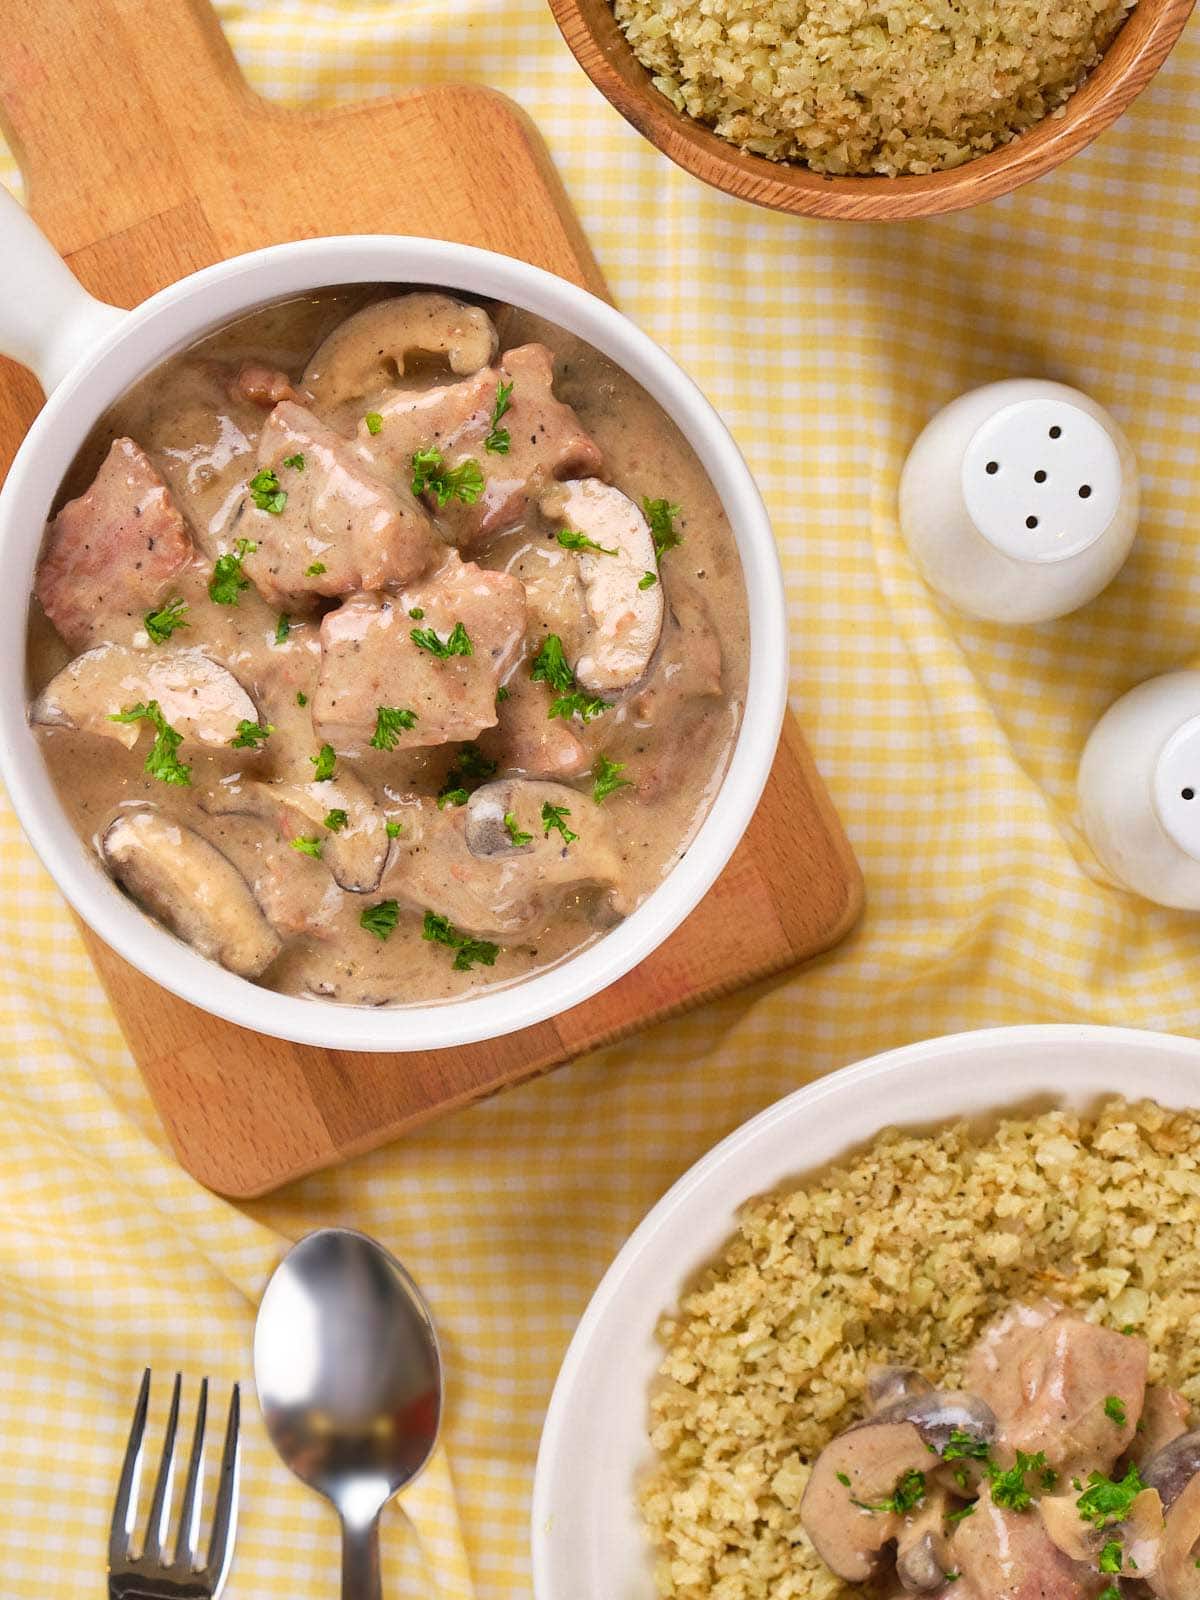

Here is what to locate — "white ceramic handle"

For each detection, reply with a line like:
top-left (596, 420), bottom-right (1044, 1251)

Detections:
top-left (0, 184), bottom-right (127, 394)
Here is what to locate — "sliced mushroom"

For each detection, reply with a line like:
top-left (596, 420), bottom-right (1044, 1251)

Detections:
top-left (31, 643), bottom-right (259, 749)
top-left (870, 1391), bottom-right (998, 1458)
top-left (1145, 1431), bottom-right (1200, 1511)
top-left (1131, 1389), bottom-right (1194, 1468)
top-left (867, 1367), bottom-right (935, 1414)
top-left (205, 773), bottom-right (388, 893)
top-left (1039, 1491), bottom-right (1101, 1563)
top-left (302, 293), bottom-right (498, 409)
top-left (896, 1490), bottom-right (951, 1593)
top-left (541, 479), bottom-right (664, 693)
top-left (1149, 1472), bottom-right (1200, 1599)
top-left (800, 1419), bottom-right (934, 1582)
top-left (102, 810), bottom-right (281, 978)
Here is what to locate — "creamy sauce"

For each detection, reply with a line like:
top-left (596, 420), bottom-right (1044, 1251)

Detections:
top-left (27, 287), bottom-right (749, 1006)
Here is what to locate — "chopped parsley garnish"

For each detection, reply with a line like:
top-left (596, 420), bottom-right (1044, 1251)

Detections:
top-left (644, 496), bottom-right (682, 562)
top-left (422, 909), bottom-right (499, 971)
top-left (409, 607), bottom-right (425, 620)
top-left (229, 719), bottom-right (273, 749)
top-left (853, 1469), bottom-right (926, 1516)
top-left (835, 1472), bottom-right (851, 1487)
top-left (323, 809), bottom-right (348, 832)
top-left (209, 538), bottom-right (257, 605)
top-left (530, 634), bottom-right (574, 693)
top-left (439, 743), bottom-right (497, 807)
top-left (291, 835), bottom-right (323, 859)
top-left (549, 690), bottom-right (610, 723)
top-left (410, 445), bottom-right (484, 507)
top-left (249, 468), bottom-right (286, 515)
top-left (282, 453), bottom-right (305, 471)
top-left (360, 900), bottom-right (399, 941)
top-left (108, 700), bottom-right (191, 787)
top-left (143, 597), bottom-right (188, 644)
top-left (593, 756), bottom-right (630, 804)
top-left (304, 561), bottom-right (327, 577)
top-left (1099, 1542), bottom-right (1123, 1575)
top-left (310, 743), bottom-right (337, 782)
top-left (296, 690), bottom-right (308, 707)
top-left (557, 526), bottom-right (617, 556)
top-left (1104, 1396), bottom-right (1128, 1426)
top-left (369, 705), bottom-right (418, 751)
top-left (638, 570), bottom-right (657, 590)
top-left (1076, 1466), bottom-right (1144, 1529)
top-left (946, 1503), bottom-right (977, 1526)
top-left (942, 1429), bottom-right (992, 1462)
top-left (542, 801), bottom-right (578, 846)
top-left (364, 411), bottom-right (383, 436)
top-left (496, 685), bottom-right (510, 703)
top-left (385, 819), bottom-right (403, 838)
top-left (504, 811), bottom-right (533, 847)
top-left (484, 379), bottom-right (513, 454)
top-left (274, 613), bottom-right (290, 645)
top-left (987, 1451), bottom-right (1049, 1513)
top-left (1098, 1587), bottom-right (1121, 1600)
top-left (411, 620), bottom-right (473, 659)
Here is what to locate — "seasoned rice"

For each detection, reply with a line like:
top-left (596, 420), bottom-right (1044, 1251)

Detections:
top-left (613, 0), bottom-right (1134, 176)
top-left (640, 1098), bottom-right (1200, 1598)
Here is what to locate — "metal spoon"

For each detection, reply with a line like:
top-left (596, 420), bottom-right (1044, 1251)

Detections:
top-left (253, 1228), bottom-right (442, 1599)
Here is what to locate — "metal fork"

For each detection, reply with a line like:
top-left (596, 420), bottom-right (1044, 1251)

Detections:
top-left (108, 1370), bottom-right (241, 1600)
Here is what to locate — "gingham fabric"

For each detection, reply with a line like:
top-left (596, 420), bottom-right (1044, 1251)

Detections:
top-left (4, 2), bottom-right (1200, 1594)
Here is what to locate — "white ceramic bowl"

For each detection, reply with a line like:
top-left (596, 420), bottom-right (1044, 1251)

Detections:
top-left (532, 1023), bottom-right (1200, 1599)
top-left (0, 191), bottom-right (787, 1052)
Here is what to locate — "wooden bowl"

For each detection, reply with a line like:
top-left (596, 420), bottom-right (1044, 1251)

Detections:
top-left (548, 0), bottom-right (1197, 219)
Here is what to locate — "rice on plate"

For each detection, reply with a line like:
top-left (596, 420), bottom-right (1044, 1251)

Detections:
top-left (640, 1098), bottom-right (1200, 1597)
top-left (613, 0), bottom-right (1135, 175)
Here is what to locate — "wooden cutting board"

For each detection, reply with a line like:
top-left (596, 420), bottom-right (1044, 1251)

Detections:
top-left (0, 0), bottom-right (863, 1197)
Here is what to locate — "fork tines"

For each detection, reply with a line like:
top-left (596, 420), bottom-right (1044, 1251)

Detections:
top-left (109, 1369), bottom-right (241, 1599)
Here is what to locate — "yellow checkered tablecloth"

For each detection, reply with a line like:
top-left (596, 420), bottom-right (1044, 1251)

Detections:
top-left (4, 0), bottom-right (1200, 1593)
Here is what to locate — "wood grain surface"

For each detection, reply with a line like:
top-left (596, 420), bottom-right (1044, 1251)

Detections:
top-left (549, 0), bottom-right (1196, 220)
top-left (0, 0), bottom-right (863, 1197)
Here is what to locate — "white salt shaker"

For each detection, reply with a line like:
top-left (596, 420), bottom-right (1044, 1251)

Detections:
top-left (1079, 672), bottom-right (1200, 910)
top-left (899, 379), bottom-right (1139, 624)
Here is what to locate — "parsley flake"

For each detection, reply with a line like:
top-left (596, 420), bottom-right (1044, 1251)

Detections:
top-left (143, 597), bottom-right (188, 644)
top-left (438, 788), bottom-right (469, 809)
top-left (291, 835), bottom-right (323, 859)
top-left (364, 411), bottom-right (383, 436)
top-left (530, 634), bottom-right (574, 693)
top-left (853, 1469), bottom-right (926, 1517)
top-left (836, 1471), bottom-right (851, 1487)
top-left (946, 1503), bottom-right (977, 1526)
top-left (369, 705), bottom-right (418, 751)
top-left (987, 1451), bottom-right (1049, 1513)
top-left (229, 719), bottom-right (274, 750)
top-left (593, 756), bottom-right (631, 804)
top-left (410, 445), bottom-right (484, 507)
top-left (108, 700), bottom-right (192, 786)
top-left (1104, 1396), bottom-right (1128, 1426)
top-left (360, 900), bottom-right (400, 941)
top-left (644, 496), bottom-right (682, 561)
top-left (209, 538), bottom-right (257, 605)
top-left (557, 526), bottom-right (617, 556)
top-left (409, 607), bottom-right (425, 620)
top-left (542, 801), bottom-right (577, 845)
top-left (422, 909), bottom-right (499, 971)
top-left (323, 809), bottom-right (348, 832)
top-left (1099, 1542), bottom-right (1123, 1575)
top-left (304, 561), bottom-right (327, 577)
top-left (282, 453), bottom-right (305, 471)
top-left (249, 468), bottom-right (286, 515)
top-left (411, 621), bottom-right (473, 659)
top-left (484, 379), bottom-right (513, 454)
top-left (638, 570), bottom-right (658, 590)
top-left (310, 743), bottom-right (337, 782)
top-left (385, 820), bottom-right (403, 838)
top-left (942, 1429), bottom-right (992, 1462)
top-left (504, 811), bottom-right (533, 847)
top-left (296, 690), bottom-right (308, 708)
top-left (1076, 1466), bottom-right (1144, 1529)
top-left (550, 690), bottom-right (610, 723)
top-left (275, 613), bottom-right (291, 645)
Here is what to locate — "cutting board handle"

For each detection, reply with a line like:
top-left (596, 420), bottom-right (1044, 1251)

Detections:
top-left (0, 0), bottom-right (254, 242)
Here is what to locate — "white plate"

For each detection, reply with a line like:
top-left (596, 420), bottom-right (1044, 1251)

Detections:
top-left (531, 1024), bottom-right (1200, 1599)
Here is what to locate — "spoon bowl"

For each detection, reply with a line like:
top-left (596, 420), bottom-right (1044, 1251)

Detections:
top-left (254, 1228), bottom-right (442, 1597)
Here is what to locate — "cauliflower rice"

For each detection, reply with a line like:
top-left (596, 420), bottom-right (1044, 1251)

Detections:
top-left (613, 0), bottom-right (1134, 176)
top-left (640, 1098), bottom-right (1200, 1598)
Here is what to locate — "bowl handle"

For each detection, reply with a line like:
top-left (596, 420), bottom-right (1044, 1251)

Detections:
top-left (0, 186), bottom-right (127, 395)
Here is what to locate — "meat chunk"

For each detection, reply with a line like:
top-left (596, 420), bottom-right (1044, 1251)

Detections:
top-left (227, 362), bottom-right (301, 408)
top-left (239, 401), bottom-right (441, 609)
top-left (475, 673), bottom-right (588, 780)
top-left (1131, 1388), bottom-right (1193, 1468)
top-left (965, 1300), bottom-right (1064, 1420)
top-left (36, 438), bottom-right (194, 650)
top-left (357, 343), bottom-right (602, 549)
top-left (384, 780), bottom-right (629, 938)
top-left (312, 555), bottom-right (526, 755)
top-left (31, 643), bottom-right (259, 750)
top-left (102, 811), bottom-right (281, 978)
top-left (970, 1309), bottom-right (1148, 1475)
top-left (947, 1499), bottom-right (1103, 1600)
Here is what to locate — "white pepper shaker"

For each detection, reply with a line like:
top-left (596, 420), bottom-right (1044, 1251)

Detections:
top-left (899, 379), bottom-right (1139, 624)
top-left (1079, 671), bottom-right (1200, 910)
